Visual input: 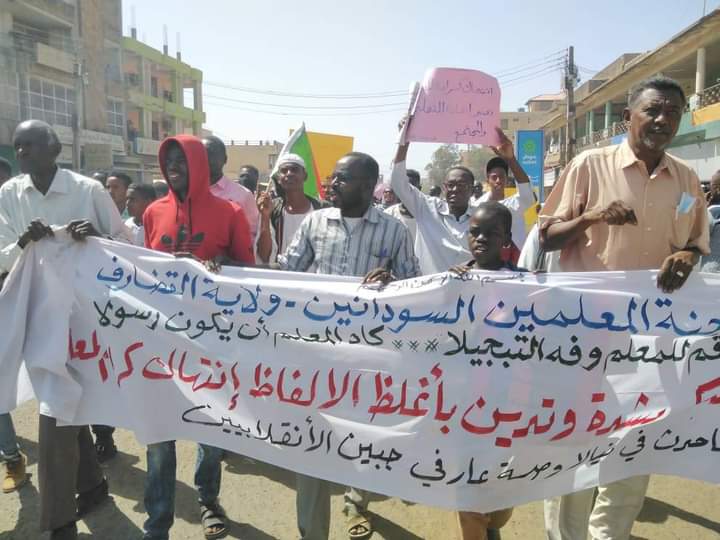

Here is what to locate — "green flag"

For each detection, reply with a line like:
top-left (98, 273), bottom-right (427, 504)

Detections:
top-left (274, 123), bottom-right (321, 198)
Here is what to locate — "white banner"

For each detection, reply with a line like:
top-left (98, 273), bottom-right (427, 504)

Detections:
top-left (2, 235), bottom-right (720, 513)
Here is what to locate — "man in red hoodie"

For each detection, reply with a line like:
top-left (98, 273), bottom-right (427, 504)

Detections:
top-left (142, 135), bottom-right (254, 540)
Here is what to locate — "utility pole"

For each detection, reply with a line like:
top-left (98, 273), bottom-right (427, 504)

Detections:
top-left (564, 46), bottom-right (577, 166)
top-left (71, 3), bottom-right (84, 171)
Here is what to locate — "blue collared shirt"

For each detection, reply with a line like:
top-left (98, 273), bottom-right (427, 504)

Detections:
top-left (278, 205), bottom-right (420, 279)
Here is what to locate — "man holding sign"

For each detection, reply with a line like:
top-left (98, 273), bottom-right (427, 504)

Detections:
top-left (391, 122), bottom-right (521, 275)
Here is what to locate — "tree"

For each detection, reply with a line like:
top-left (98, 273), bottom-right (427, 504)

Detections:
top-left (424, 144), bottom-right (461, 186)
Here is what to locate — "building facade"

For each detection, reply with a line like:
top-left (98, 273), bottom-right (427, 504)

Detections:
top-left (542, 10), bottom-right (720, 184)
top-left (122, 34), bottom-right (205, 181)
top-left (500, 93), bottom-right (565, 147)
top-left (224, 139), bottom-right (283, 180)
top-left (0, 0), bottom-right (128, 174)
top-left (0, 0), bottom-right (205, 182)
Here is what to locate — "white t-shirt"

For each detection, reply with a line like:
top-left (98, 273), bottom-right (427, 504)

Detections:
top-left (478, 182), bottom-right (535, 249)
top-left (125, 217), bottom-right (145, 247)
top-left (281, 209), bottom-right (311, 255)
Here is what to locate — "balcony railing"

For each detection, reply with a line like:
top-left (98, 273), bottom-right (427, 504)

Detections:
top-left (700, 82), bottom-right (720, 108)
top-left (577, 121), bottom-right (629, 151)
top-left (11, 30), bottom-right (76, 59)
top-left (225, 140), bottom-right (283, 147)
top-left (21, 0), bottom-right (76, 23)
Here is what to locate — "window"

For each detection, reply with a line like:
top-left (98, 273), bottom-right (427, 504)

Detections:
top-left (107, 98), bottom-right (124, 136)
top-left (501, 119), bottom-right (509, 130)
top-left (104, 47), bottom-right (122, 83)
top-left (151, 77), bottom-right (158, 98)
top-left (22, 77), bottom-right (74, 127)
top-left (13, 21), bottom-right (73, 53)
top-left (0, 68), bottom-right (19, 122)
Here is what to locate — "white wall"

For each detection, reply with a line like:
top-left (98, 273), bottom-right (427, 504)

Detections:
top-left (668, 139), bottom-right (720, 181)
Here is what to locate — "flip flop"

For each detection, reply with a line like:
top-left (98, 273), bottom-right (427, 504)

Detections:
top-left (200, 502), bottom-right (227, 539)
top-left (347, 514), bottom-right (373, 539)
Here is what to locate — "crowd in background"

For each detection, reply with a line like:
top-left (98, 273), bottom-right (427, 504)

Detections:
top-left (0, 75), bottom-right (716, 540)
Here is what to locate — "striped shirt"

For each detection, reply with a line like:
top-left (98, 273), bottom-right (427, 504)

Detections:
top-left (278, 205), bottom-right (420, 278)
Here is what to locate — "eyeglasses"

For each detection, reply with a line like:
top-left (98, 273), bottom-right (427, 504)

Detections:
top-left (444, 181), bottom-right (472, 191)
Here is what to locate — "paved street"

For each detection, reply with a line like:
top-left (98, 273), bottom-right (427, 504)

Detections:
top-left (1, 402), bottom-right (720, 539)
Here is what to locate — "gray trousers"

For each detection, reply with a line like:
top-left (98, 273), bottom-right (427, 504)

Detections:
top-left (39, 415), bottom-right (104, 531)
top-left (296, 474), bottom-right (368, 540)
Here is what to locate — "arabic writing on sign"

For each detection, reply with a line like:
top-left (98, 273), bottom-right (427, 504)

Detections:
top-left (406, 67), bottom-right (501, 145)
top-left (97, 257), bottom-right (720, 342)
top-left (71, 328), bottom-right (720, 449)
top-left (179, 407), bottom-right (720, 489)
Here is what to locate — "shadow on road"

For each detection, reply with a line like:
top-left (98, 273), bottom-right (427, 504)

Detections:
top-left (224, 516), bottom-right (276, 539)
top-left (83, 497), bottom-right (144, 539)
top-left (16, 436), bottom-right (38, 466)
top-left (636, 495), bottom-right (720, 534)
top-left (101, 448), bottom-right (206, 527)
top-left (224, 453), bottom-right (345, 495)
top-left (368, 511), bottom-right (424, 540)
top-left (0, 479), bottom-right (40, 540)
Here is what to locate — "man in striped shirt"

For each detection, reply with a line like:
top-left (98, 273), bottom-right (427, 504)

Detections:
top-left (278, 151), bottom-right (419, 540)
top-left (280, 152), bottom-right (419, 280)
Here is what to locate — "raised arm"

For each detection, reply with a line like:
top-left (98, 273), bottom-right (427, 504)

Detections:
top-left (255, 191), bottom-right (274, 263)
top-left (490, 127), bottom-right (531, 186)
top-left (389, 138), bottom-right (433, 220)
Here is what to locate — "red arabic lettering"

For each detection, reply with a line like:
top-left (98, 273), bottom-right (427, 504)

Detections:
top-left (696, 376), bottom-right (720, 405)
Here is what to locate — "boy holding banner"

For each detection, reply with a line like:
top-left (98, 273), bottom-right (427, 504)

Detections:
top-left (449, 202), bottom-right (523, 539)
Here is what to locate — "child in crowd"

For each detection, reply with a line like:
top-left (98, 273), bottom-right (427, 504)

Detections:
top-left (450, 201), bottom-right (525, 275)
top-left (124, 183), bottom-right (157, 247)
top-left (450, 201), bottom-right (521, 540)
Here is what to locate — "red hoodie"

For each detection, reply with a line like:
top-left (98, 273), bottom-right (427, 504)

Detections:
top-left (144, 135), bottom-right (254, 263)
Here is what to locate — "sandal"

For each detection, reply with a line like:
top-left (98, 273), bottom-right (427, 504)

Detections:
top-left (200, 502), bottom-right (227, 539)
top-left (347, 514), bottom-right (373, 539)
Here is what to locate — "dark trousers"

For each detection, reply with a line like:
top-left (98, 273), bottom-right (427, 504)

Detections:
top-left (39, 415), bottom-right (104, 531)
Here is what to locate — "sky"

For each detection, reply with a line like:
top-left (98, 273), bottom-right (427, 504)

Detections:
top-left (122, 0), bottom-right (720, 177)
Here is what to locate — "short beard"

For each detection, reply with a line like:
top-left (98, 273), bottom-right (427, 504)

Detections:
top-left (640, 136), bottom-right (669, 152)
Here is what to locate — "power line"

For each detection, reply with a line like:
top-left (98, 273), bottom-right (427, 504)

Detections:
top-left (203, 81), bottom-right (408, 99)
top-left (577, 65), bottom-right (599, 74)
top-left (203, 93), bottom-right (406, 110)
top-left (499, 63), bottom-right (565, 86)
top-left (495, 54), bottom-right (566, 79)
top-left (493, 49), bottom-right (566, 76)
top-left (202, 99), bottom-right (407, 117)
top-left (501, 67), bottom-right (565, 90)
top-left (203, 50), bottom-right (568, 101)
